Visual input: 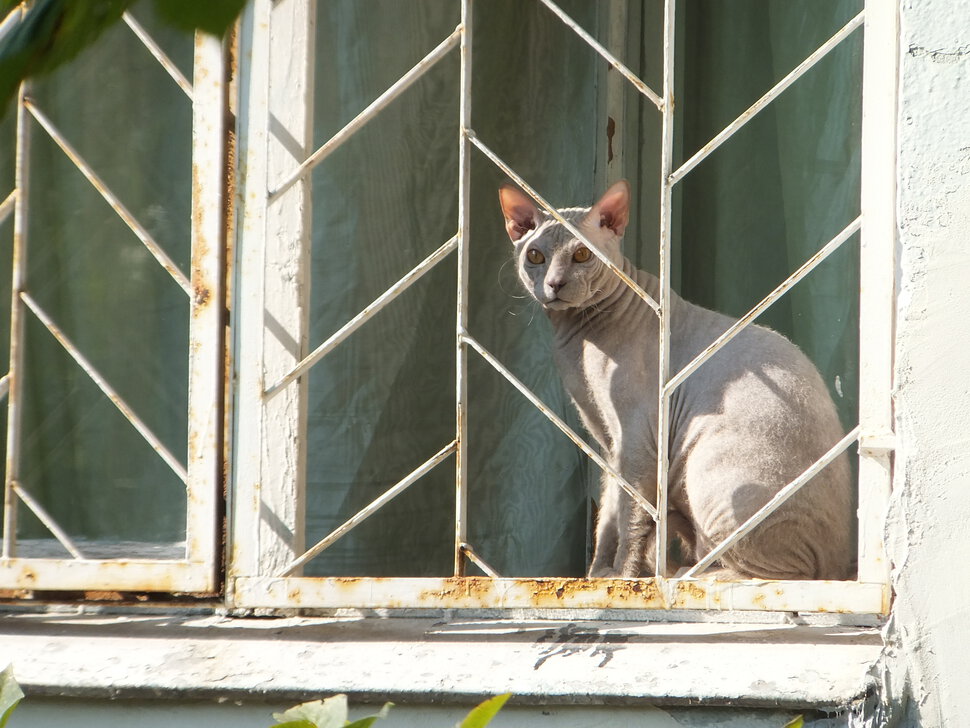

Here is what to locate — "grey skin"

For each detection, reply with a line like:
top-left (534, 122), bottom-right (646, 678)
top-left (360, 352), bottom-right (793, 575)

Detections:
top-left (499, 181), bottom-right (853, 579)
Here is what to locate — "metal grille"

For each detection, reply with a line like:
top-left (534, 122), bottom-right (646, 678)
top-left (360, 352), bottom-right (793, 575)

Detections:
top-left (0, 6), bottom-right (225, 593)
top-left (233, 0), bottom-right (895, 613)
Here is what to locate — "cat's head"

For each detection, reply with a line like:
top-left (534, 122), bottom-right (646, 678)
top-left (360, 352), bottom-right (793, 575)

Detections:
top-left (498, 181), bottom-right (630, 311)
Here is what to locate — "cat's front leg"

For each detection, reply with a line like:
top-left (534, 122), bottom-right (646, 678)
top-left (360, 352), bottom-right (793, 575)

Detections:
top-left (588, 471), bottom-right (622, 577)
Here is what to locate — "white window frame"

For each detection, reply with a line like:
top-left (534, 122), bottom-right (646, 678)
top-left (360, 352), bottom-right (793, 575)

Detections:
top-left (0, 8), bottom-right (226, 594)
top-left (230, 0), bottom-right (896, 615)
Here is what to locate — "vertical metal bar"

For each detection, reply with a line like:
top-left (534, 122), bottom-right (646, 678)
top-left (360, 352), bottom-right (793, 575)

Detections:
top-left (654, 0), bottom-right (676, 578)
top-left (3, 81), bottom-right (30, 559)
top-left (455, 0), bottom-right (473, 577)
top-left (857, 1), bottom-right (897, 591)
top-left (185, 31), bottom-right (226, 583)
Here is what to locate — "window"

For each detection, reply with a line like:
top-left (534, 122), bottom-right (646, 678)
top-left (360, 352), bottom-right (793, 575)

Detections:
top-left (0, 4), bottom-right (224, 593)
top-left (0, 0), bottom-right (894, 616)
top-left (230, 0), bottom-right (894, 615)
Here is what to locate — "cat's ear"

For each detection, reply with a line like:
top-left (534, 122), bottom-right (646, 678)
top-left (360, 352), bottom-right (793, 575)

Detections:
top-left (498, 184), bottom-right (540, 242)
top-left (587, 180), bottom-right (630, 237)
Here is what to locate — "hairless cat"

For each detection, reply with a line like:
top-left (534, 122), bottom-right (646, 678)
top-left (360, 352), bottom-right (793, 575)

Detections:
top-left (499, 180), bottom-right (853, 580)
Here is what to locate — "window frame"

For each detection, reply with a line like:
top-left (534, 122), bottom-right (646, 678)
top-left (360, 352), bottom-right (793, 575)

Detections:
top-left (0, 10), bottom-right (226, 595)
top-left (228, 0), bottom-right (896, 616)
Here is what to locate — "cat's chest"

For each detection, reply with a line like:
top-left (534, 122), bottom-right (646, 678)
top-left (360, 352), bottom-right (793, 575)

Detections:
top-left (554, 331), bottom-right (656, 435)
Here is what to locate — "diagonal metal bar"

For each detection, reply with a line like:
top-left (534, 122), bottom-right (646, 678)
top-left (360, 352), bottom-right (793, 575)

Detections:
top-left (664, 216), bottom-right (861, 395)
top-left (21, 292), bottom-right (189, 484)
top-left (12, 480), bottom-right (85, 559)
top-left (663, 215), bottom-right (862, 392)
top-left (23, 99), bottom-right (193, 296)
top-left (278, 440), bottom-right (458, 576)
top-left (122, 12), bottom-right (194, 99)
top-left (537, 0), bottom-right (663, 111)
top-left (0, 190), bottom-right (15, 226)
top-left (265, 234), bottom-right (459, 397)
top-left (670, 11), bottom-right (864, 185)
top-left (269, 26), bottom-right (462, 203)
top-left (462, 332), bottom-right (659, 521)
top-left (684, 426), bottom-right (861, 578)
top-left (467, 130), bottom-right (662, 316)
top-left (460, 542), bottom-right (502, 578)
top-left (0, 374), bottom-right (9, 401)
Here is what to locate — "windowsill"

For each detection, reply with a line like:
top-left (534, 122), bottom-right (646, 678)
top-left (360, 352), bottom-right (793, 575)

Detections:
top-left (0, 608), bottom-right (883, 709)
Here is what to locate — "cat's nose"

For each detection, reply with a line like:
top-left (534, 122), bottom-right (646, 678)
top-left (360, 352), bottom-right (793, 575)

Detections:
top-left (547, 279), bottom-right (565, 294)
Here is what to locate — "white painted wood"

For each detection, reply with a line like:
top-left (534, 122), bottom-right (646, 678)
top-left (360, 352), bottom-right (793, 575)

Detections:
top-left (857, 1), bottom-right (898, 586)
top-left (230, 0), bottom-right (315, 595)
top-left (234, 575), bottom-right (886, 614)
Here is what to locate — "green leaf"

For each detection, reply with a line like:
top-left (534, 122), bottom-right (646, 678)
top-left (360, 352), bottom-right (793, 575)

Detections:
top-left (0, 0), bottom-right (131, 108)
top-left (0, 665), bottom-right (25, 728)
top-left (344, 701), bottom-right (392, 728)
top-left (272, 696), bottom-right (349, 728)
top-left (783, 716), bottom-right (804, 728)
top-left (150, 0), bottom-right (247, 36)
top-left (457, 694), bottom-right (511, 728)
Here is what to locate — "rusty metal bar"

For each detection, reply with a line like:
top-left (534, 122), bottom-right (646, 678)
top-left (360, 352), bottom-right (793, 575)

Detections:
top-left (21, 292), bottom-right (189, 484)
top-left (269, 26), bottom-right (462, 203)
top-left (0, 190), bottom-right (15, 227)
top-left (537, 0), bottom-right (663, 111)
top-left (670, 11), bottom-right (864, 185)
top-left (467, 130), bottom-right (662, 316)
top-left (654, 0), bottom-right (676, 579)
top-left (11, 481), bottom-right (85, 560)
top-left (460, 542), bottom-right (502, 578)
top-left (23, 99), bottom-right (193, 297)
top-left (265, 234), bottom-right (458, 398)
top-left (455, 0), bottom-right (473, 578)
top-left (462, 332), bottom-right (658, 521)
top-left (664, 216), bottom-right (861, 396)
top-left (684, 426), bottom-right (862, 578)
top-left (123, 12), bottom-right (194, 99)
top-left (278, 441), bottom-right (458, 576)
top-left (3, 81), bottom-right (30, 560)
top-left (184, 31), bottom-right (227, 582)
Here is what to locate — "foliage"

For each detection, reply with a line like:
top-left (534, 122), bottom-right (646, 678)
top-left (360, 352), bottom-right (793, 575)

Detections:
top-left (270, 694), bottom-right (511, 728)
top-left (0, 666), bottom-right (24, 728)
top-left (0, 0), bottom-right (248, 110)
top-left (0, 667), bottom-right (508, 728)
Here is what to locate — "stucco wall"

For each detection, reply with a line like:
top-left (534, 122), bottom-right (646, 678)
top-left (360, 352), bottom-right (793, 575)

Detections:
top-left (886, 0), bottom-right (970, 724)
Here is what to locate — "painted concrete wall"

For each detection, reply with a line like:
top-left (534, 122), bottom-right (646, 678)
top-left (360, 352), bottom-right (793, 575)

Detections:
top-left (884, 0), bottom-right (970, 725)
top-left (14, 698), bottom-right (810, 728)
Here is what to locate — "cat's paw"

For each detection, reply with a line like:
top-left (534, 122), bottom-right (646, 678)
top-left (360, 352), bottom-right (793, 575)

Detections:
top-left (587, 565), bottom-right (622, 578)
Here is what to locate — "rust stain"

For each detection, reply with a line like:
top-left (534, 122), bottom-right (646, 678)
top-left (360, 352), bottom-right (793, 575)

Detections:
top-left (414, 577), bottom-right (664, 609)
top-left (606, 116), bottom-right (616, 164)
top-left (675, 580), bottom-right (708, 603)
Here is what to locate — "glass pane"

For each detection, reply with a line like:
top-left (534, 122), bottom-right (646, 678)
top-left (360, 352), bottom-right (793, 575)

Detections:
top-left (8, 2), bottom-right (193, 559)
top-left (304, 0), bottom-right (599, 577)
top-left (296, 0), bottom-right (862, 579)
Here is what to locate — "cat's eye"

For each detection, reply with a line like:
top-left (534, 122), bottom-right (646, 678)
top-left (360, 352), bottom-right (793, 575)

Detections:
top-left (573, 246), bottom-right (592, 263)
top-left (526, 248), bottom-right (545, 265)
